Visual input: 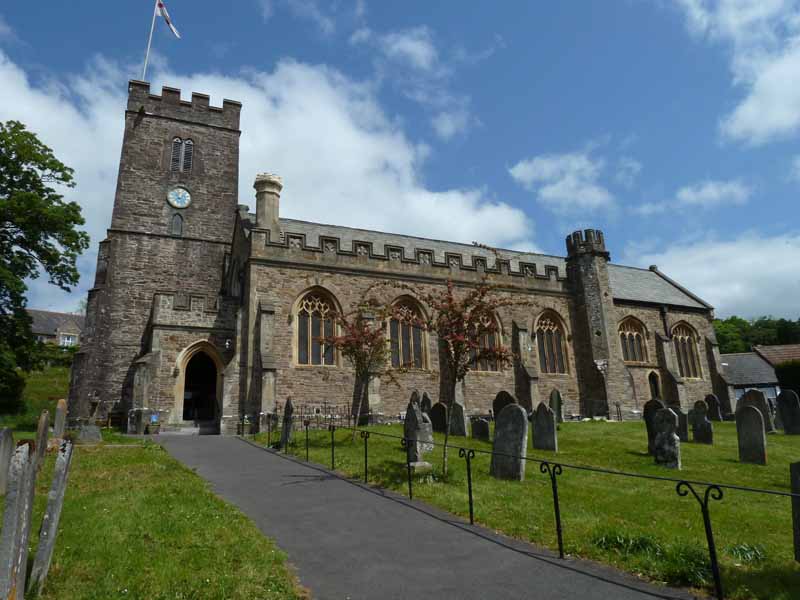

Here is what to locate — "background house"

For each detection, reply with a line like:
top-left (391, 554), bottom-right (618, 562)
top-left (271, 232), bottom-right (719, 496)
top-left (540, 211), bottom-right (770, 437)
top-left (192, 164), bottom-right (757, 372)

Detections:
top-left (720, 351), bottom-right (780, 405)
top-left (27, 309), bottom-right (85, 347)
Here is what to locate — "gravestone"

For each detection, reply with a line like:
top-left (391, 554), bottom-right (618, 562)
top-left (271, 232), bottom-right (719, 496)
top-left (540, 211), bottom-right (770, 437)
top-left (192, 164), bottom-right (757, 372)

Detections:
top-left (471, 418), bottom-right (490, 442)
top-left (279, 397), bottom-right (294, 451)
top-left (736, 405), bottom-right (767, 465)
top-left (653, 408), bottom-right (681, 469)
top-left (532, 403), bottom-right (558, 452)
top-left (489, 404), bottom-right (528, 481)
top-left (449, 402), bottom-right (468, 437)
top-left (29, 441), bottom-right (73, 596)
top-left (35, 410), bottom-right (49, 467)
top-left (688, 400), bottom-right (713, 444)
top-left (404, 395), bottom-right (433, 462)
top-left (791, 462), bottom-right (799, 563)
top-left (705, 394), bottom-right (723, 421)
top-left (492, 391), bottom-right (517, 419)
top-left (670, 405), bottom-right (689, 443)
top-left (78, 423), bottom-right (102, 443)
top-left (429, 403), bottom-right (447, 433)
top-left (420, 392), bottom-right (433, 415)
top-left (0, 429), bottom-right (13, 495)
top-left (549, 389), bottom-right (564, 423)
top-left (0, 443), bottom-right (35, 598)
top-left (643, 398), bottom-right (665, 455)
top-left (738, 389), bottom-right (776, 433)
top-left (777, 390), bottom-right (800, 435)
top-left (53, 399), bottom-right (67, 438)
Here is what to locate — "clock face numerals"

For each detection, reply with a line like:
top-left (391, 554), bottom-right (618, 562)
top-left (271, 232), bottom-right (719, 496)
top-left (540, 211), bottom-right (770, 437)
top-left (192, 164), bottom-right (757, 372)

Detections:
top-left (167, 187), bottom-right (192, 209)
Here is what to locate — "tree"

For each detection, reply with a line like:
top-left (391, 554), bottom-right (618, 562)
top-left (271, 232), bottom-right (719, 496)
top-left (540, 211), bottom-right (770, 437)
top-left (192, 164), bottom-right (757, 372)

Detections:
top-left (384, 279), bottom-right (515, 475)
top-left (0, 120), bottom-right (89, 412)
top-left (322, 301), bottom-right (395, 440)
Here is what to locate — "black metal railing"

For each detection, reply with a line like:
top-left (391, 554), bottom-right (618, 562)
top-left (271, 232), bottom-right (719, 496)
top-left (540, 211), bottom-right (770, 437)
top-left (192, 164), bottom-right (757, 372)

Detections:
top-left (249, 423), bottom-right (800, 600)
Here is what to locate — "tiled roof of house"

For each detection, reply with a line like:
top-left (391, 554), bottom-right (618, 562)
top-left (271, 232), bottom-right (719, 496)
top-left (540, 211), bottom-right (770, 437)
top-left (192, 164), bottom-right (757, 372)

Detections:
top-left (276, 218), bottom-right (711, 311)
top-left (720, 352), bottom-right (778, 386)
top-left (753, 344), bottom-right (800, 367)
top-left (27, 309), bottom-right (85, 336)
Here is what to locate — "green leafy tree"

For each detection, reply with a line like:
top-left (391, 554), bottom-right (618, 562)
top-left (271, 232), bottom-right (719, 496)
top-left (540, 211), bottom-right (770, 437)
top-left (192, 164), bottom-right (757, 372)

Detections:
top-left (0, 120), bottom-right (89, 412)
top-left (713, 318), bottom-right (748, 354)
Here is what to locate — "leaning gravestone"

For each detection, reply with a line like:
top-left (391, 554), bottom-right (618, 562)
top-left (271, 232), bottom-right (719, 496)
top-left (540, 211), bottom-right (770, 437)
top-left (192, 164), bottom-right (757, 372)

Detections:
top-left (671, 404), bottom-right (689, 443)
top-left (492, 391), bottom-right (517, 419)
top-left (736, 405), bottom-right (767, 465)
top-left (403, 392), bottom-right (422, 443)
top-left (471, 418), bottom-right (490, 442)
top-left (35, 410), bottom-right (50, 468)
top-left (790, 462), bottom-right (799, 563)
top-left (689, 400), bottom-right (713, 444)
top-left (738, 389), bottom-right (776, 433)
top-left (0, 429), bottom-right (13, 495)
top-left (28, 441), bottom-right (73, 596)
top-left (643, 398), bottom-right (665, 455)
top-left (490, 404), bottom-right (528, 481)
top-left (705, 394), bottom-right (723, 421)
top-left (279, 397), bottom-right (294, 451)
top-left (0, 444), bottom-right (31, 597)
top-left (653, 408), bottom-right (681, 469)
top-left (404, 395), bottom-right (433, 462)
top-left (777, 390), bottom-right (800, 435)
top-left (549, 389), bottom-right (564, 423)
top-left (429, 403), bottom-right (447, 433)
top-left (420, 392), bottom-right (433, 416)
top-left (449, 402), bottom-right (468, 437)
top-left (532, 403), bottom-right (558, 452)
top-left (53, 399), bottom-right (67, 438)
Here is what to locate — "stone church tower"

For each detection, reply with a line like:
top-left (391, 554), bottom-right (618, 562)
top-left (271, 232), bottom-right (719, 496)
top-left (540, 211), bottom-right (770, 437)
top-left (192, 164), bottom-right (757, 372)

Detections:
top-left (69, 81), bottom-right (241, 419)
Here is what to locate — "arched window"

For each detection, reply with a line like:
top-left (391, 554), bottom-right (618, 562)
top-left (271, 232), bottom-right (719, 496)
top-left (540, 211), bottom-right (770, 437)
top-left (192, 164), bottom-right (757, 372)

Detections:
top-left (390, 299), bottom-right (425, 369)
top-left (170, 137), bottom-right (194, 173)
top-left (536, 311), bottom-right (568, 374)
top-left (297, 291), bottom-right (337, 366)
top-left (619, 317), bottom-right (647, 362)
top-left (672, 322), bottom-right (702, 379)
top-left (470, 313), bottom-right (501, 372)
top-left (169, 213), bottom-right (183, 236)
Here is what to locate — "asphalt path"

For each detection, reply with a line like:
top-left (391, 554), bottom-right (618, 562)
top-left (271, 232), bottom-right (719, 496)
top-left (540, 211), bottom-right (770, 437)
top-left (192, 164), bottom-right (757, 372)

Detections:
top-left (160, 435), bottom-right (695, 600)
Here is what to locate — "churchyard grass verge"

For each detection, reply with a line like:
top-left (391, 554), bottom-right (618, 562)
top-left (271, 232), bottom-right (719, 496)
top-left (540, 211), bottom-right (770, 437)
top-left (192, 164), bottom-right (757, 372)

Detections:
top-left (261, 420), bottom-right (800, 599)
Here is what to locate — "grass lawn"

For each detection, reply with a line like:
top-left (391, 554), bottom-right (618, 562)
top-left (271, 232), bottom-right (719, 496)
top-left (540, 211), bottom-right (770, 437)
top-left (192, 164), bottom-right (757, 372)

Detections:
top-left (258, 420), bottom-right (800, 600)
top-left (27, 442), bottom-right (306, 599)
top-left (0, 366), bottom-right (71, 432)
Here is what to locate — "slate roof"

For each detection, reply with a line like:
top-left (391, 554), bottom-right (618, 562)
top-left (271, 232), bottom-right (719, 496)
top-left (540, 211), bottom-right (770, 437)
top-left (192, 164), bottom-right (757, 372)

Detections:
top-left (753, 344), bottom-right (800, 367)
top-left (27, 309), bottom-right (85, 336)
top-left (720, 352), bottom-right (778, 386)
top-left (268, 217), bottom-right (710, 310)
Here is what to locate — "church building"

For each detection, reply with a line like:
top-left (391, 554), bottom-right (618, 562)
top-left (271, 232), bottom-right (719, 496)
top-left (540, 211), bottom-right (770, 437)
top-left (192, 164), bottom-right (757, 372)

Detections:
top-left (68, 81), bottom-right (731, 433)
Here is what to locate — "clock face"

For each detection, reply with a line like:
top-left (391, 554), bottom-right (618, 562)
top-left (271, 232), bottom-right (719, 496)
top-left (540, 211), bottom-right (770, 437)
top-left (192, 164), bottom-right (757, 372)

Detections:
top-left (167, 187), bottom-right (191, 209)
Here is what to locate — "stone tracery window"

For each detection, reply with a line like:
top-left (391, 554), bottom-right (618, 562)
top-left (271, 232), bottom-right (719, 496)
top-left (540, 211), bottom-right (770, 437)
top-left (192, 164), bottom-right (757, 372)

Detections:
top-left (672, 322), bottom-right (702, 379)
top-left (619, 317), bottom-right (647, 363)
top-left (390, 299), bottom-right (425, 369)
top-left (297, 291), bottom-right (337, 366)
top-left (470, 313), bottom-right (501, 372)
top-left (536, 311), bottom-right (567, 374)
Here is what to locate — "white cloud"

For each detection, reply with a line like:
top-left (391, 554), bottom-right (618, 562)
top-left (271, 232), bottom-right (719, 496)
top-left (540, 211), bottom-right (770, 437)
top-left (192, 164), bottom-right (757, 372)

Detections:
top-left (508, 152), bottom-right (614, 213)
top-left (615, 156), bottom-right (642, 188)
top-left (631, 201), bottom-right (667, 216)
top-left (631, 232), bottom-right (800, 318)
top-left (377, 27), bottom-right (439, 72)
top-left (0, 15), bottom-right (16, 42)
top-left (431, 109), bottom-right (470, 141)
top-left (257, 0), bottom-right (273, 22)
top-left (284, 0), bottom-right (335, 35)
top-left (0, 52), bottom-right (535, 311)
top-left (675, 179), bottom-right (751, 207)
top-left (675, 0), bottom-right (800, 144)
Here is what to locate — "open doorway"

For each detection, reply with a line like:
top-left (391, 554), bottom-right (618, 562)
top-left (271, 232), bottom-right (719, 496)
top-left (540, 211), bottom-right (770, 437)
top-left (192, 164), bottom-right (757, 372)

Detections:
top-left (183, 352), bottom-right (217, 422)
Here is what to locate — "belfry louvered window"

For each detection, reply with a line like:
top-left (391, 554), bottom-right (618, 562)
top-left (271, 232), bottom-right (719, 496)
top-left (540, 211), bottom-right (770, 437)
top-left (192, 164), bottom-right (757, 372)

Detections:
top-left (170, 137), bottom-right (194, 173)
top-left (672, 323), bottom-right (702, 379)
top-left (297, 292), bottom-right (337, 366)
top-left (536, 311), bottom-right (567, 374)
top-left (619, 317), bottom-right (647, 363)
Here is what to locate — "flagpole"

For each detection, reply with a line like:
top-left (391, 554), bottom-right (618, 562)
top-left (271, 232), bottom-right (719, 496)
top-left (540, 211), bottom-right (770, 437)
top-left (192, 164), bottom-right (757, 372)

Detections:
top-left (141, 0), bottom-right (159, 81)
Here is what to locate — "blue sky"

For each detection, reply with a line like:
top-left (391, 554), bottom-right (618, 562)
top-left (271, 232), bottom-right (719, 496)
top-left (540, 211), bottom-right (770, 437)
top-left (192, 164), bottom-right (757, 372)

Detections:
top-left (1, 1), bottom-right (799, 318)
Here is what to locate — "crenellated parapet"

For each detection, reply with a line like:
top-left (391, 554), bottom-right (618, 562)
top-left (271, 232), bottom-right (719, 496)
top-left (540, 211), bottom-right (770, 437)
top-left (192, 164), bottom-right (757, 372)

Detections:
top-left (566, 229), bottom-right (609, 259)
top-left (126, 80), bottom-right (241, 131)
top-left (150, 292), bottom-right (237, 331)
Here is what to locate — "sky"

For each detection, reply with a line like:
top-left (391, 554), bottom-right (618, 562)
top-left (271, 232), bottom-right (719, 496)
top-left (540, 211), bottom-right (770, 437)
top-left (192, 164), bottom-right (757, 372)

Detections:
top-left (1, 0), bottom-right (799, 319)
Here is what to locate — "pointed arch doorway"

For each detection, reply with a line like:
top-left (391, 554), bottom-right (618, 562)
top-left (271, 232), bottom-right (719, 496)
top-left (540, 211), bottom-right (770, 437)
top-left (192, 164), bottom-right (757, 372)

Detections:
top-left (174, 341), bottom-right (224, 434)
